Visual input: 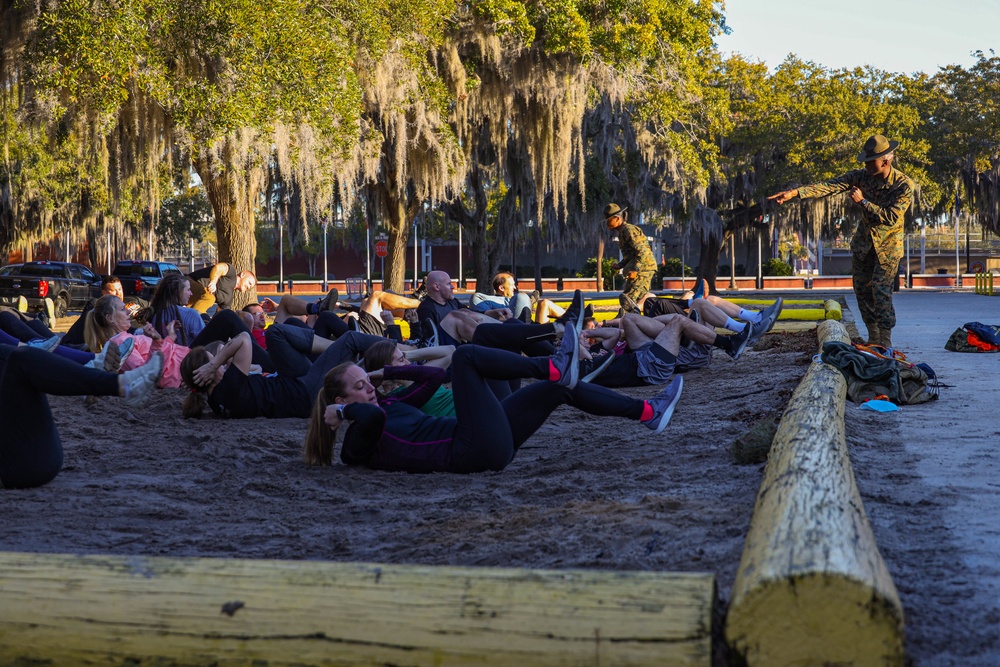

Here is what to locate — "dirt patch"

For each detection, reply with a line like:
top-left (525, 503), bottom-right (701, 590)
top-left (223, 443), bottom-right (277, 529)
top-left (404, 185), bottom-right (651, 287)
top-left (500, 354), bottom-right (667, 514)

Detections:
top-left (1, 328), bottom-right (818, 663)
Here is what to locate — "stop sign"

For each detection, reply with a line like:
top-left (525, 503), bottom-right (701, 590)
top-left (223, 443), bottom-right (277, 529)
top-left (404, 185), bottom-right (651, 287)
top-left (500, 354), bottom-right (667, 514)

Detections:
top-left (375, 240), bottom-right (388, 257)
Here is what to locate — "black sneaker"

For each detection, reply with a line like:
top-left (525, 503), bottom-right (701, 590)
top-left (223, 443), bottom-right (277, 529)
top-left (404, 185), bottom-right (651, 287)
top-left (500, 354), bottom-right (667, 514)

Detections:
top-left (551, 320), bottom-right (580, 389)
top-left (748, 297), bottom-right (783, 344)
top-left (726, 325), bottom-right (752, 361)
top-left (620, 292), bottom-right (641, 315)
top-left (318, 288), bottom-right (340, 313)
top-left (555, 290), bottom-right (586, 331)
top-left (582, 351), bottom-right (615, 383)
top-left (419, 319), bottom-right (439, 348)
top-left (412, 281), bottom-right (427, 301)
top-left (643, 375), bottom-right (683, 434)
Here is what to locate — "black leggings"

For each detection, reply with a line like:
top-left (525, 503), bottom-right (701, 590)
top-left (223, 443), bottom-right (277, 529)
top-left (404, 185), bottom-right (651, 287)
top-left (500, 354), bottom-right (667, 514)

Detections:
top-left (264, 325), bottom-right (384, 396)
top-left (282, 311), bottom-right (350, 340)
top-left (0, 345), bottom-right (120, 489)
top-left (471, 321), bottom-right (558, 397)
top-left (447, 345), bottom-right (646, 473)
top-left (0, 311), bottom-right (52, 342)
top-left (191, 309), bottom-right (274, 371)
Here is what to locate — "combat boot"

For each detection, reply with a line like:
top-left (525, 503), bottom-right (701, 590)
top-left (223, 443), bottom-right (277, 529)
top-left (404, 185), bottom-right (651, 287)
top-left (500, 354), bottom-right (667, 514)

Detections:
top-left (878, 329), bottom-right (893, 349)
top-left (863, 323), bottom-right (880, 346)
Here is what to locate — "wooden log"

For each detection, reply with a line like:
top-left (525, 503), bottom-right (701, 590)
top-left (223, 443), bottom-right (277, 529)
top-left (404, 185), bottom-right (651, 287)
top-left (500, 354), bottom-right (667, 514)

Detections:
top-left (725, 319), bottom-right (904, 666)
top-left (0, 552), bottom-right (716, 666)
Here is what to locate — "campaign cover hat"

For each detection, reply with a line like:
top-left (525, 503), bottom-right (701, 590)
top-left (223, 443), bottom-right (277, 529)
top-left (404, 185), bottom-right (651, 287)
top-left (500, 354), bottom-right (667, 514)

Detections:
top-left (858, 134), bottom-right (899, 162)
top-left (603, 202), bottom-right (628, 219)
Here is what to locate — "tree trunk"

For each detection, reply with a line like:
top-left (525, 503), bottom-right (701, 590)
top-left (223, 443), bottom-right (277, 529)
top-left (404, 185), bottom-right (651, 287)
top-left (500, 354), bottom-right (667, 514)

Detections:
top-left (195, 154), bottom-right (261, 309)
top-left (597, 236), bottom-right (604, 292)
top-left (531, 222), bottom-right (543, 292)
top-left (697, 235), bottom-right (723, 296)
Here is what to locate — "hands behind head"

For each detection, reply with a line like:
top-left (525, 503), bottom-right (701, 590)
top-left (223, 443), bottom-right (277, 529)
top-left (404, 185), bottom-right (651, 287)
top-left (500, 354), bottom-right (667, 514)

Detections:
top-left (192, 362), bottom-right (217, 387)
top-left (260, 298), bottom-right (278, 313)
top-left (366, 369), bottom-right (384, 384)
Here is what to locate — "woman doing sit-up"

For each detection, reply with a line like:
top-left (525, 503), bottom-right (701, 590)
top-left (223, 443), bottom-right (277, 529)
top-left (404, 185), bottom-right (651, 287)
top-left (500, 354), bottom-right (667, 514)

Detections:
top-left (304, 292), bottom-right (684, 474)
top-left (180, 326), bottom-right (386, 419)
top-left (0, 345), bottom-right (163, 489)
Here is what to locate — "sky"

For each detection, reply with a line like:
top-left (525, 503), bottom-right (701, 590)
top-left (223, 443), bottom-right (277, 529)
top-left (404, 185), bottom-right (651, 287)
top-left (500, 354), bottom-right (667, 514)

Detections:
top-left (715, 0), bottom-right (1000, 75)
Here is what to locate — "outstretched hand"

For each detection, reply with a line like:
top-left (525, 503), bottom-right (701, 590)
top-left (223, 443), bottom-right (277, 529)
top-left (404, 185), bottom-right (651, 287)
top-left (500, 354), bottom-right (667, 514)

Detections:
top-left (767, 189), bottom-right (798, 205)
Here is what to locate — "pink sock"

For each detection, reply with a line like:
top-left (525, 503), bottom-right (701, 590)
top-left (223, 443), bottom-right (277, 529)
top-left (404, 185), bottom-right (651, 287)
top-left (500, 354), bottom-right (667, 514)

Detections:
top-left (548, 359), bottom-right (561, 382)
top-left (640, 401), bottom-right (654, 422)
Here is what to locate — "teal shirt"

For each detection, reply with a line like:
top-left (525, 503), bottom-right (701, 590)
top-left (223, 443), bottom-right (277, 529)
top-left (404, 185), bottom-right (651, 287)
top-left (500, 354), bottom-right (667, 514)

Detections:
top-left (387, 383), bottom-right (455, 417)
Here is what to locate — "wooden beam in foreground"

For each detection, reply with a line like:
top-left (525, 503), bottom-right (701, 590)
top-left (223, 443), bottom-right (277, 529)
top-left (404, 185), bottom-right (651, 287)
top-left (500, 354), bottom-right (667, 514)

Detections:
top-left (725, 319), bottom-right (904, 666)
top-left (0, 552), bottom-right (715, 666)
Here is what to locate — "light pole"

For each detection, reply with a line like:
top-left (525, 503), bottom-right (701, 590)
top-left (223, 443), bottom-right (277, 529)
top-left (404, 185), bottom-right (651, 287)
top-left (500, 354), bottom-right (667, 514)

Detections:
top-left (278, 212), bottom-right (284, 291)
top-left (321, 215), bottom-right (329, 292)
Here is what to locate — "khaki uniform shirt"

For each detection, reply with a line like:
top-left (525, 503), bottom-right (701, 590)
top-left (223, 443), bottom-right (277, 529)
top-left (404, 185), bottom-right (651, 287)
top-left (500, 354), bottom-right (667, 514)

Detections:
top-left (617, 222), bottom-right (657, 274)
top-left (797, 167), bottom-right (914, 266)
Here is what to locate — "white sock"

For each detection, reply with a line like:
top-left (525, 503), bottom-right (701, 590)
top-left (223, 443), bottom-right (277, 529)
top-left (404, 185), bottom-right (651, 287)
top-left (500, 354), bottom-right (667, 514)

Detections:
top-left (725, 317), bottom-right (746, 332)
top-left (738, 308), bottom-right (762, 323)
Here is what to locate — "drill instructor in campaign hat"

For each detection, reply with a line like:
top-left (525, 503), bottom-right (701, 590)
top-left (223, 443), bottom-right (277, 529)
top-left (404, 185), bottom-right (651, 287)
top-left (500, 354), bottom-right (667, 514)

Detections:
top-left (768, 135), bottom-right (914, 348)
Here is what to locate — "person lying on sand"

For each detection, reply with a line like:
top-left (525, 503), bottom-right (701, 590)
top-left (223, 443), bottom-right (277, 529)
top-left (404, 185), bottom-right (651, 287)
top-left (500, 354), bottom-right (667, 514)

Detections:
top-left (85, 295), bottom-right (275, 387)
top-left (180, 328), bottom-right (386, 420)
top-left (0, 345), bottom-right (163, 489)
top-left (359, 339), bottom-right (456, 417)
top-left (304, 292), bottom-right (684, 474)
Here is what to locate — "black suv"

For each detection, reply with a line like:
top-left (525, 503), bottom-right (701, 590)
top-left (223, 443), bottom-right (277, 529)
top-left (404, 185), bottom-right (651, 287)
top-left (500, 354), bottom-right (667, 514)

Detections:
top-left (113, 260), bottom-right (183, 300)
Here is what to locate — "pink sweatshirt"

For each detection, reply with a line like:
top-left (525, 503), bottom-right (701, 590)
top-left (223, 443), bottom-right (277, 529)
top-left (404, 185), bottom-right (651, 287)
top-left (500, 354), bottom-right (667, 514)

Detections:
top-left (112, 331), bottom-right (190, 389)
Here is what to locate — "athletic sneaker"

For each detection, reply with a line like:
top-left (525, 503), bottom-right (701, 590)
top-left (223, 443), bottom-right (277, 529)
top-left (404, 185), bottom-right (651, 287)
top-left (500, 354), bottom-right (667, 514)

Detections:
top-left (556, 289), bottom-right (586, 331)
top-left (551, 320), bottom-right (580, 390)
top-left (643, 375), bottom-right (683, 434)
top-left (121, 351), bottom-right (164, 408)
top-left (748, 297), bottom-right (784, 344)
top-left (90, 337), bottom-right (136, 372)
top-left (44, 297), bottom-right (56, 323)
top-left (726, 324), bottom-right (752, 361)
top-left (620, 292), bottom-right (641, 315)
top-left (318, 288), bottom-right (340, 313)
top-left (419, 319), bottom-right (439, 348)
top-left (581, 351), bottom-right (615, 383)
top-left (26, 335), bottom-right (61, 353)
top-left (691, 278), bottom-right (708, 301)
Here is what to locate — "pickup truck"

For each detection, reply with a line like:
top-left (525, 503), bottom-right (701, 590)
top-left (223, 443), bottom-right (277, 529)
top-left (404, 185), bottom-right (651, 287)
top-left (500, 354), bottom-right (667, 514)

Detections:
top-left (0, 261), bottom-right (103, 316)
top-left (112, 260), bottom-right (183, 300)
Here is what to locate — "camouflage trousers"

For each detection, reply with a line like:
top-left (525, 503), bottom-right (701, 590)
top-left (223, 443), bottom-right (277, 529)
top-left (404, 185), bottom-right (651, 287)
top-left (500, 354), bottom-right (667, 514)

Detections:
top-left (620, 271), bottom-right (656, 310)
top-left (852, 248), bottom-right (899, 332)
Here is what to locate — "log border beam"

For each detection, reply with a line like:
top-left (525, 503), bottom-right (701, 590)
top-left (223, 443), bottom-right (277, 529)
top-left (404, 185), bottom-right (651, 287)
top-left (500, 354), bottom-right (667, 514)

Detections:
top-left (0, 552), bottom-right (716, 666)
top-left (725, 319), bottom-right (904, 666)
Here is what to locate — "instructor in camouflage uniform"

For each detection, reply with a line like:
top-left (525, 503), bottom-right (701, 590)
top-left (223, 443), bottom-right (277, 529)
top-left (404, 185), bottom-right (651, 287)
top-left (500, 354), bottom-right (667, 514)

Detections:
top-left (768, 135), bottom-right (913, 348)
top-left (605, 202), bottom-right (657, 315)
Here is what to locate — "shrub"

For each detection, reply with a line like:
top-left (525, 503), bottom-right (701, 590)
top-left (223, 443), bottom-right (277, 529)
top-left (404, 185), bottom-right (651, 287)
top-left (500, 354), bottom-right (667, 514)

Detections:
top-left (658, 258), bottom-right (693, 278)
top-left (578, 257), bottom-right (621, 290)
top-left (762, 258), bottom-right (793, 276)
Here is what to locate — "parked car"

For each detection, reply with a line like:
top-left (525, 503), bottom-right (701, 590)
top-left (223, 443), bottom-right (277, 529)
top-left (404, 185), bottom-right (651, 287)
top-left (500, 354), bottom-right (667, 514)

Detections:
top-left (112, 260), bottom-right (183, 300)
top-left (0, 261), bottom-right (103, 316)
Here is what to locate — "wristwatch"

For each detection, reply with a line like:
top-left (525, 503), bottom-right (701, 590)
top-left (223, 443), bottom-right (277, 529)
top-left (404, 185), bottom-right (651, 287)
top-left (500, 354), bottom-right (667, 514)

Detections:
top-left (860, 198), bottom-right (869, 206)
top-left (335, 404), bottom-right (347, 420)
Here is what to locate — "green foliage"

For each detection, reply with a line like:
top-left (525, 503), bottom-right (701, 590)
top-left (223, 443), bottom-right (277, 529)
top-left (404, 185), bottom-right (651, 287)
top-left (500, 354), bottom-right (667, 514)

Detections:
top-left (578, 257), bottom-right (619, 290)
top-left (762, 258), bottom-right (793, 277)
top-left (658, 257), bottom-right (692, 277)
top-left (157, 187), bottom-right (215, 251)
